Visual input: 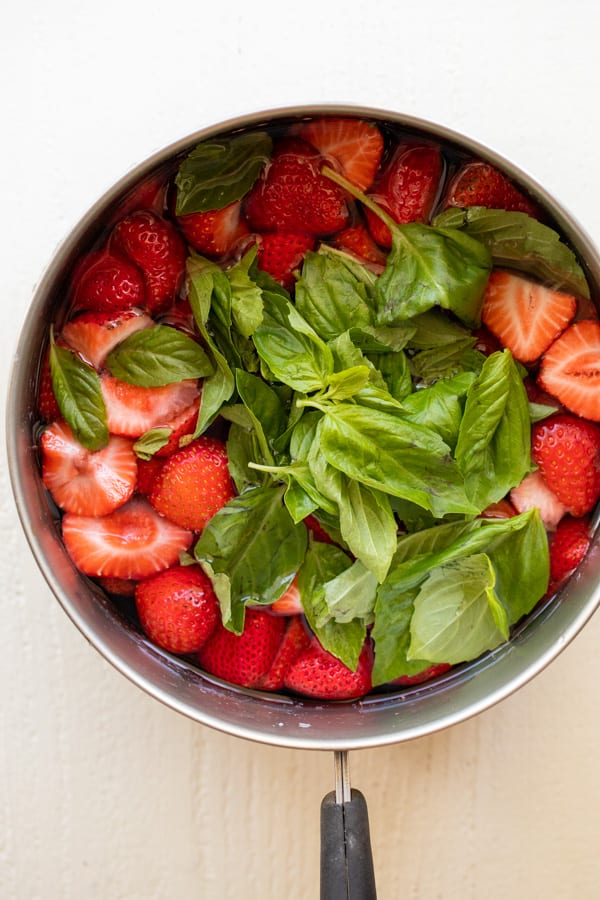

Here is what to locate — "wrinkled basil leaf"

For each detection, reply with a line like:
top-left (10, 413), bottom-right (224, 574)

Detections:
top-left (49, 338), bottom-right (108, 451)
top-left (295, 248), bottom-right (374, 340)
top-left (106, 325), bottom-right (213, 386)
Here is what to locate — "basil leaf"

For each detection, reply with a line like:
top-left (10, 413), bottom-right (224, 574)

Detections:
top-left (175, 131), bottom-right (272, 215)
top-left (49, 339), bottom-right (108, 451)
top-left (409, 342), bottom-right (485, 386)
top-left (322, 365), bottom-right (371, 402)
top-left (235, 369), bottom-right (287, 464)
top-left (407, 309), bottom-right (473, 349)
top-left (317, 559), bottom-right (377, 626)
top-left (133, 427), bottom-right (171, 459)
top-left (371, 588), bottom-right (438, 685)
top-left (401, 371), bottom-right (475, 450)
top-left (194, 485), bottom-right (307, 633)
top-left (432, 206), bottom-right (590, 298)
top-left (106, 325), bottom-right (213, 386)
top-left (226, 421), bottom-right (265, 492)
top-left (487, 508), bottom-right (549, 624)
top-left (252, 292), bottom-right (334, 392)
top-left (318, 404), bottom-right (477, 517)
top-left (295, 248), bottom-right (374, 340)
top-left (375, 223), bottom-right (492, 327)
top-left (455, 350), bottom-right (530, 509)
top-left (408, 553), bottom-right (509, 664)
top-left (227, 248), bottom-right (264, 338)
top-left (369, 350), bottom-right (413, 401)
top-left (350, 324), bottom-right (416, 353)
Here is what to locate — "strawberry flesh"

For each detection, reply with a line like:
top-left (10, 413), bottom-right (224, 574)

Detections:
top-left (298, 116), bottom-right (384, 192)
top-left (510, 470), bottom-right (568, 531)
top-left (61, 308), bottom-right (153, 370)
top-left (538, 320), bottom-right (600, 422)
top-left (100, 374), bottom-right (200, 438)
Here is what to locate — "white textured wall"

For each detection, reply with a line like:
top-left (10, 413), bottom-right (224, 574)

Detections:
top-left (3, 2), bottom-right (600, 897)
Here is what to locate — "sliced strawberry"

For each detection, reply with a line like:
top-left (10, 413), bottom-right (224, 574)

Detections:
top-left (61, 308), bottom-right (153, 370)
top-left (100, 374), bottom-right (200, 438)
top-left (332, 224), bottom-right (387, 270)
top-left (532, 413), bottom-right (600, 517)
top-left (97, 576), bottom-right (137, 597)
top-left (255, 616), bottom-right (312, 691)
top-left (297, 117), bottom-right (384, 192)
top-left (444, 161), bottom-right (540, 217)
top-left (481, 270), bottom-right (577, 364)
top-left (112, 210), bottom-right (187, 314)
top-left (153, 396), bottom-right (201, 457)
top-left (303, 514), bottom-right (336, 545)
top-left (283, 640), bottom-right (373, 701)
top-left (62, 496), bottom-right (193, 579)
top-left (365, 143), bottom-right (443, 248)
top-left (479, 499), bottom-right (518, 519)
top-left (472, 325), bottom-right (503, 356)
top-left (136, 456), bottom-right (166, 495)
top-left (391, 663), bottom-right (452, 687)
top-left (149, 436), bottom-right (235, 531)
top-left (135, 564), bottom-right (220, 655)
top-left (269, 576), bottom-right (303, 616)
top-left (37, 349), bottom-right (61, 421)
top-left (255, 232), bottom-right (315, 291)
top-left (177, 200), bottom-right (249, 258)
top-left (538, 320), bottom-right (600, 421)
top-left (71, 249), bottom-right (146, 314)
top-left (41, 420), bottom-right (137, 516)
top-left (509, 470), bottom-right (567, 530)
top-left (549, 515), bottom-right (592, 585)
top-left (197, 607), bottom-right (286, 688)
top-left (245, 138), bottom-right (350, 236)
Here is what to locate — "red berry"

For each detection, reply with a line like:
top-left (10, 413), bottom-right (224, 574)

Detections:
top-left (391, 663), bottom-right (452, 687)
top-left (444, 161), bottom-right (539, 217)
top-left (256, 231), bottom-right (315, 291)
top-left (100, 374), bottom-right (201, 439)
top-left (538, 320), bottom-right (600, 422)
top-left (177, 200), bottom-right (249, 258)
top-left (61, 308), bottom-right (152, 370)
top-left (532, 413), bottom-right (600, 517)
top-left (548, 515), bottom-right (591, 585)
top-left (71, 249), bottom-right (146, 314)
top-left (283, 641), bottom-right (373, 700)
top-left (37, 349), bottom-right (61, 421)
top-left (297, 117), bottom-right (384, 192)
top-left (255, 615), bottom-right (312, 691)
top-left (332, 224), bottom-right (387, 269)
top-left (198, 607), bottom-right (286, 688)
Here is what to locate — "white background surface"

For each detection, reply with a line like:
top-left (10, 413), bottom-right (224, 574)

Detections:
top-left (3, 2), bottom-right (600, 898)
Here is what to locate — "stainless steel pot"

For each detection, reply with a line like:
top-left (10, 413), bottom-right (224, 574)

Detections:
top-left (7, 105), bottom-right (600, 897)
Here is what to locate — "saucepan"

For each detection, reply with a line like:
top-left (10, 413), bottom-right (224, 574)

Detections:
top-left (7, 105), bottom-right (600, 898)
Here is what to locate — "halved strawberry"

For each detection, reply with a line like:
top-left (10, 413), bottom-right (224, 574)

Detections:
top-left (255, 232), bottom-right (315, 291)
top-left (479, 498), bottom-right (518, 519)
top-left (255, 615), bottom-right (312, 691)
top-left (197, 607), bottom-right (286, 688)
top-left (364, 142), bottom-right (443, 248)
top-left (37, 349), bottom-right (61, 421)
top-left (136, 456), bottom-right (166, 495)
top-left (154, 395), bottom-right (201, 457)
top-left (269, 576), bottom-right (303, 616)
top-left (532, 413), bottom-right (600, 517)
top-left (297, 117), bottom-right (384, 192)
top-left (444, 161), bottom-right (540, 217)
top-left (41, 420), bottom-right (137, 516)
top-left (71, 249), bottom-right (146, 314)
top-left (61, 496), bottom-right (193, 579)
top-left (177, 200), bottom-right (250, 258)
top-left (509, 470), bottom-right (567, 530)
top-left (391, 663), bottom-right (452, 687)
top-left (332, 224), bottom-right (388, 270)
top-left (61, 308), bottom-right (153, 370)
top-left (538, 320), bottom-right (600, 421)
top-left (97, 576), bottom-right (137, 597)
top-left (283, 641), bottom-right (373, 701)
top-left (100, 374), bottom-right (200, 438)
top-left (112, 210), bottom-right (187, 314)
top-left (549, 515), bottom-right (592, 585)
top-left (481, 270), bottom-right (577, 364)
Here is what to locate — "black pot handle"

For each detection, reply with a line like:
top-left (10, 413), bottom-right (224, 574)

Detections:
top-left (320, 751), bottom-right (377, 900)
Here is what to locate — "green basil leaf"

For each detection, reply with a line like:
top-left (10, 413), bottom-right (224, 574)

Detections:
top-left (133, 427), bottom-right (172, 459)
top-left (318, 404), bottom-right (477, 517)
top-left (371, 588), bottom-right (438, 685)
top-left (487, 507), bottom-right (549, 624)
top-left (350, 324), bottom-right (416, 353)
top-left (175, 131), bottom-right (272, 215)
top-left (432, 206), bottom-right (590, 298)
top-left (408, 553), bottom-right (509, 664)
top-left (317, 559), bottom-right (378, 626)
top-left (336, 479), bottom-right (398, 583)
top-left (252, 291), bottom-right (334, 392)
top-left (375, 222), bottom-right (492, 327)
top-left (194, 485), bottom-right (307, 633)
top-left (407, 309), bottom-right (473, 349)
top-left (235, 369), bottom-right (287, 464)
top-left (528, 400), bottom-right (560, 423)
top-left (401, 371), bottom-right (475, 450)
top-left (227, 248), bottom-right (264, 338)
top-left (50, 339), bottom-right (108, 451)
top-left (369, 350), bottom-right (413, 401)
top-left (409, 339), bottom-right (483, 386)
top-left (455, 350), bottom-right (530, 509)
top-left (226, 422), bottom-right (265, 492)
top-left (321, 365), bottom-right (371, 401)
top-left (106, 325), bottom-right (213, 386)
top-left (295, 248), bottom-right (374, 340)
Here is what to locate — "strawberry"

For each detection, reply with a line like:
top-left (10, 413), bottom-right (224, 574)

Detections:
top-left (41, 420), bottom-right (137, 516)
top-left (177, 200), bottom-right (249, 258)
top-left (97, 576), bottom-right (137, 597)
top-left (255, 232), bottom-right (315, 291)
top-left (100, 374), bottom-right (200, 438)
top-left (149, 436), bottom-right (235, 531)
top-left (61, 308), bottom-right (153, 370)
top-left (245, 138), bottom-right (350, 236)
top-left (297, 117), bottom-right (384, 192)
top-left (479, 498), bottom-right (518, 519)
top-left (61, 496), bottom-right (193, 579)
top-left (269, 576), bottom-right (303, 616)
top-left (472, 325), bottom-right (502, 356)
top-left (153, 396), bottom-right (201, 456)
top-left (365, 143), bottom-right (443, 248)
top-left (136, 456), bottom-right (165, 495)
top-left (37, 349), bottom-right (61, 421)
top-left (112, 210), bottom-right (187, 314)
top-left (391, 663), bottom-right (452, 687)
top-left (71, 249), bottom-right (146, 314)
top-left (255, 615), bottom-right (312, 691)
top-left (303, 514), bottom-right (335, 545)
top-left (332, 224), bottom-right (387, 269)
top-left (538, 320), bottom-right (600, 422)
top-left (509, 470), bottom-right (567, 530)
top-left (197, 607), bottom-right (286, 688)
top-left (135, 564), bottom-right (220, 655)
top-left (444, 161), bottom-right (539, 217)
top-left (532, 413), bottom-right (600, 517)
top-left (481, 270), bottom-right (576, 364)
top-left (548, 515), bottom-right (592, 585)
top-left (283, 641), bottom-right (373, 701)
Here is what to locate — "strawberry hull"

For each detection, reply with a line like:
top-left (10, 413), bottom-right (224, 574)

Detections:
top-left (8, 106), bottom-right (600, 752)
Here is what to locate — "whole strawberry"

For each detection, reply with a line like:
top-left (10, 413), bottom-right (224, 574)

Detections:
top-left (149, 436), bottom-right (235, 531)
top-left (198, 607), bottom-right (286, 688)
top-left (444, 161), bottom-right (540, 216)
top-left (549, 515), bottom-right (592, 585)
top-left (71, 249), bottom-right (146, 314)
top-left (112, 209), bottom-right (187, 314)
top-left (532, 413), bottom-right (600, 517)
top-left (256, 232), bottom-right (315, 291)
top-left (245, 138), bottom-right (349, 236)
top-left (177, 200), bottom-right (249, 258)
top-left (283, 641), bottom-right (373, 700)
top-left (135, 564), bottom-right (220, 655)
top-left (255, 615), bottom-right (312, 691)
